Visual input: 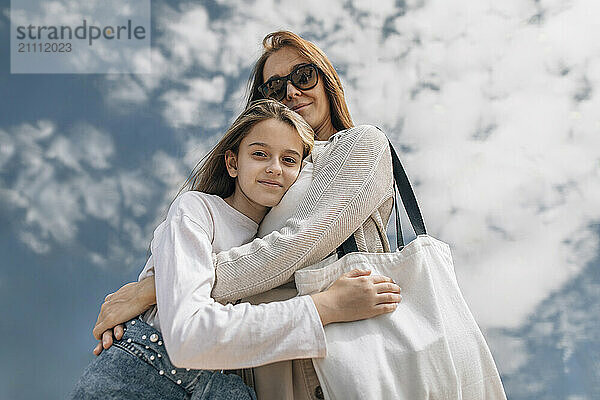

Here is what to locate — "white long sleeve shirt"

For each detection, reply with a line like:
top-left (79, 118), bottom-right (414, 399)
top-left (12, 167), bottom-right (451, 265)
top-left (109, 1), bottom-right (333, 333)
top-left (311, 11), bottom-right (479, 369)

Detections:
top-left (137, 191), bottom-right (326, 370)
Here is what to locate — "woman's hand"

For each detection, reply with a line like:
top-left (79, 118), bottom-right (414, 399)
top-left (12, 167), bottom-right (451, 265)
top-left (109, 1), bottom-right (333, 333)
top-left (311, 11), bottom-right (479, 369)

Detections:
top-left (310, 269), bottom-right (401, 326)
top-left (92, 277), bottom-right (157, 355)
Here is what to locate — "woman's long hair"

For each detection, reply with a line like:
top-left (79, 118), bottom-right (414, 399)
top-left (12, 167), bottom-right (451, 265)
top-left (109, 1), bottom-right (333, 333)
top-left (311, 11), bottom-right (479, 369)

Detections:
top-left (247, 30), bottom-right (354, 133)
top-left (180, 98), bottom-right (314, 199)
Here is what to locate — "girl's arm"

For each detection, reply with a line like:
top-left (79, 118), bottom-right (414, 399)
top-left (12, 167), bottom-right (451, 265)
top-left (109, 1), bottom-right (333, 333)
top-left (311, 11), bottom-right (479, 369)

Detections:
top-left (152, 193), bottom-right (400, 370)
top-left (93, 266), bottom-right (402, 356)
top-left (212, 125), bottom-right (393, 303)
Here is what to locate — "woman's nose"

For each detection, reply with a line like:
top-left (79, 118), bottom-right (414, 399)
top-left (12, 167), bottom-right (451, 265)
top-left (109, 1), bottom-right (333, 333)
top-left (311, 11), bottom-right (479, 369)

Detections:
top-left (285, 80), bottom-right (302, 100)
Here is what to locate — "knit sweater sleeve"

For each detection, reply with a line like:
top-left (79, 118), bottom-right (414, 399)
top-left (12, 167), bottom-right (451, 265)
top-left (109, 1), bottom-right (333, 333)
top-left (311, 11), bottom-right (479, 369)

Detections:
top-left (211, 125), bottom-right (393, 303)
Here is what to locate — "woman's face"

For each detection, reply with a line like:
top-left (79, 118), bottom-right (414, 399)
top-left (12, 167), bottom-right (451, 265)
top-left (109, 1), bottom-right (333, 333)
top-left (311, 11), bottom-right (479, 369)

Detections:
top-left (225, 118), bottom-right (304, 221)
top-left (262, 47), bottom-right (336, 140)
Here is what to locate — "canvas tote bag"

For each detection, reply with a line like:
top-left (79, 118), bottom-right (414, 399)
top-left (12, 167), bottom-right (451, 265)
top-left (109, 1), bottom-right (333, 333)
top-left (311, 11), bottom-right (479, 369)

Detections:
top-left (294, 141), bottom-right (507, 400)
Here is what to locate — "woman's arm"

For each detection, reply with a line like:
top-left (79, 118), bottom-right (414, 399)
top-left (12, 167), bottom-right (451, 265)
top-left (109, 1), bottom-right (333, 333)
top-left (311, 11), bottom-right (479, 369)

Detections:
top-left (92, 277), bottom-right (156, 349)
top-left (212, 125), bottom-right (393, 303)
top-left (92, 254), bottom-right (158, 346)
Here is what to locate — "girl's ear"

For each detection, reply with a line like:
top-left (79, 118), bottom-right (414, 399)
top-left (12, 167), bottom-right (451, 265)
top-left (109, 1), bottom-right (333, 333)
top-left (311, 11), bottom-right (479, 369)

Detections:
top-left (224, 150), bottom-right (238, 178)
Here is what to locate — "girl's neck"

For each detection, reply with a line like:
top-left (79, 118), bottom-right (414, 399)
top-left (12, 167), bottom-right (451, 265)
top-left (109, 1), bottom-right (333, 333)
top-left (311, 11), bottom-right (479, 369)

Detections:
top-left (224, 189), bottom-right (268, 225)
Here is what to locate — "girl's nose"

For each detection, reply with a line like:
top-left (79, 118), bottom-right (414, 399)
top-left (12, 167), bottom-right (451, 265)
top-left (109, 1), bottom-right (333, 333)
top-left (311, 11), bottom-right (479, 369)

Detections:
top-left (285, 80), bottom-right (302, 101)
top-left (266, 159), bottom-right (283, 175)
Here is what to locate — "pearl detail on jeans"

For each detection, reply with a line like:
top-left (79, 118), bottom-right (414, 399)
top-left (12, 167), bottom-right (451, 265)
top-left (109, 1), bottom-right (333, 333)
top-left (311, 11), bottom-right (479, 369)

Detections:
top-left (157, 354), bottom-right (162, 358)
top-left (131, 320), bottom-right (136, 325)
top-left (177, 380), bottom-right (182, 385)
top-left (142, 335), bottom-right (147, 340)
top-left (150, 355), bottom-right (155, 361)
top-left (159, 370), bottom-right (164, 375)
top-left (171, 369), bottom-right (176, 375)
top-left (127, 338), bottom-right (132, 343)
top-left (158, 341), bottom-right (162, 346)
top-left (150, 334), bottom-right (158, 343)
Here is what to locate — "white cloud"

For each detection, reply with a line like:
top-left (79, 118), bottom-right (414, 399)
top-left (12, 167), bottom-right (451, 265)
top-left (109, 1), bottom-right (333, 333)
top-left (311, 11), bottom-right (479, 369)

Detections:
top-left (160, 76), bottom-right (227, 128)
top-left (72, 124), bottom-right (115, 170)
top-left (18, 230), bottom-right (51, 254)
top-left (485, 331), bottom-right (530, 375)
top-left (103, 75), bottom-right (150, 106)
top-left (122, 218), bottom-right (147, 251)
top-left (89, 251), bottom-right (107, 266)
top-left (378, 0), bottom-right (600, 328)
top-left (118, 170), bottom-right (157, 218)
top-left (77, 176), bottom-right (121, 226)
top-left (151, 149), bottom-right (187, 189)
top-left (158, 5), bottom-right (220, 72)
top-left (0, 120), bottom-right (159, 268)
top-left (45, 124), bottom-right (114, 171)
top-left (101, 49), bottom-right (170, 108)
top-left (0, 129), bottom-right (15, 170)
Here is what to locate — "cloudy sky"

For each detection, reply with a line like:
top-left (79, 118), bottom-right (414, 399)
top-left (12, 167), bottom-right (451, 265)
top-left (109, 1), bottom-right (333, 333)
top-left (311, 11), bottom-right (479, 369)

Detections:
top-left (1, 0), bottom-right (599, 399)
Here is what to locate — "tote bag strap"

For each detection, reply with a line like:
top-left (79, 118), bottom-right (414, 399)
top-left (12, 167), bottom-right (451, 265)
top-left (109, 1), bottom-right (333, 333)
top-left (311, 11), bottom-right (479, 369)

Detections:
top-left (337, 132), bottom-right (426, 255)
top-left (388, 138), bottom-right (427, 239)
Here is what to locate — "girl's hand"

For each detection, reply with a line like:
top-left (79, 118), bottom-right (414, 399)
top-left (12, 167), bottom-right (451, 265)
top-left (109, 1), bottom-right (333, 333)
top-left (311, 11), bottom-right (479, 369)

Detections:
top-left (91, 277), bottom-right (157, 354)
top-left (310, 269), bottom-right (401, 326)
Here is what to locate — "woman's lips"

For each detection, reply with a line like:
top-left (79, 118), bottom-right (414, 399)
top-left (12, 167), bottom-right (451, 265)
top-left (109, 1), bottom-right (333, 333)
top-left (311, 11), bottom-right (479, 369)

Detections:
top-left (292, 103), bottom-right (310, 111)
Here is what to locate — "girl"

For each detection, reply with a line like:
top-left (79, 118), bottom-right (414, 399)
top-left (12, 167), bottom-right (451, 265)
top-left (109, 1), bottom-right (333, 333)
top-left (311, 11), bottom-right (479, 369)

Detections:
top-left (71, 99), bottom-right (401, 399)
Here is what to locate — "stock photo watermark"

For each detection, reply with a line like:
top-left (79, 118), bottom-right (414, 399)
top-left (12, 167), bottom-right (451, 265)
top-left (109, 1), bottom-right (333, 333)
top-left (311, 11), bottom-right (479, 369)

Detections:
top-left (10, 0), bottom-right (151, 73)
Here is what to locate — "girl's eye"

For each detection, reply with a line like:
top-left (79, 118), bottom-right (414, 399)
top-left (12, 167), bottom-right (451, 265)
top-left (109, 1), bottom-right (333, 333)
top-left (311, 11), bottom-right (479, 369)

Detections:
top-left (252, 151), bottom-right (267, 157)
top-left (283, 157), bottom-right (297, 164)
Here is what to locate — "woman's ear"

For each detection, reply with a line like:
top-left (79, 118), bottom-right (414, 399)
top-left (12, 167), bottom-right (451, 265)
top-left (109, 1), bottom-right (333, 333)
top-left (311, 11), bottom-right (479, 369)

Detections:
top-left (224, 150), bottom-right (238, 178)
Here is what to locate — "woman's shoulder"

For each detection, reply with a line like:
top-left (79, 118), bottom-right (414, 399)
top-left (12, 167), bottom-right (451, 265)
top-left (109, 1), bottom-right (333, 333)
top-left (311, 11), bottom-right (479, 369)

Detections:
top-left (335, 124), bottom-right (388, 145)
top-left (323, 125), bottom-right (389, 157)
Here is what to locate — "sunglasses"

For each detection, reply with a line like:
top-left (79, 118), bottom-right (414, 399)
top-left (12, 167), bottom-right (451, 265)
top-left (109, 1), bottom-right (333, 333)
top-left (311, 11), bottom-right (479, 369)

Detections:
top-left (258, 63), bottom-right (319, 101)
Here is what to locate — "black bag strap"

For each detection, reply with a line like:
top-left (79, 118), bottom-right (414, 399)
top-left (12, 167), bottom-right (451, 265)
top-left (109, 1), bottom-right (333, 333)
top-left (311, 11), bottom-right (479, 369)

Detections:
top-left (336, 136), bottom-right (426, 255)
top-left (388, 139), bottom-right (427, 239)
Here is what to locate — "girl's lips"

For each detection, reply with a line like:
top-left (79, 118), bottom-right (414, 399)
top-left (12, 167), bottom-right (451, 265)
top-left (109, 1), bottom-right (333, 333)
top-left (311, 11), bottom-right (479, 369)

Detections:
top-left (258, 180), bottom-right (283, 187)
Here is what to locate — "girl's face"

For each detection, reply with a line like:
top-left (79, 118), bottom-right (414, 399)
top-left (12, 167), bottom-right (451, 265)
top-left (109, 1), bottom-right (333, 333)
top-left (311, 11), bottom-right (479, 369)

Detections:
top-left (262, 47), bottom-right (336, 140)
top-left (225, 118), bottom-right (305, 221)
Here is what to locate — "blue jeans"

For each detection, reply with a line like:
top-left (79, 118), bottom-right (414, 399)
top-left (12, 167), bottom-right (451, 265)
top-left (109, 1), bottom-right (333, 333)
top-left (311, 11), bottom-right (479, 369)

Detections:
top-left (70, 318), bottom-right (257, 400)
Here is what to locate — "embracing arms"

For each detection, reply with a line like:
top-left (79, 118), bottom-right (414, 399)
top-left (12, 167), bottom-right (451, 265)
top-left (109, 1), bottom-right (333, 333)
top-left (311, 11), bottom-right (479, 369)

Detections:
top-left (93, 125), bottom-right (395, 352)
top-left (149, 196), bottom-right (326, 369)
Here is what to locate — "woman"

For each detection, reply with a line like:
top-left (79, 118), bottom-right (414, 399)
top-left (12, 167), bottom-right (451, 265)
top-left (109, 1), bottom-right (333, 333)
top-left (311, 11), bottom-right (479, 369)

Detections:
top-left (94, 31), bottom-right (395, 399)
top-left (72, 100), bottom-right (400, 399)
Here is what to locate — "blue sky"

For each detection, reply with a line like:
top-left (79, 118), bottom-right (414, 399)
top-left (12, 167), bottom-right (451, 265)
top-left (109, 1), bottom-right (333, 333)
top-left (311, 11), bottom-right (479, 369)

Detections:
top-left (1, 0), bottom-right (599, 399)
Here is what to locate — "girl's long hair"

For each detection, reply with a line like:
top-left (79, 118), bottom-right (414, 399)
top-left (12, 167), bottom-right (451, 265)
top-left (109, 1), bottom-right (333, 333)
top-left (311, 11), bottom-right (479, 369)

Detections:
top-left (247, 30), bottom-right (354, 133)
top-left (179, 98), bottom-right (314, 198)
top-left (146, 99), bottom-right (314, 259)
